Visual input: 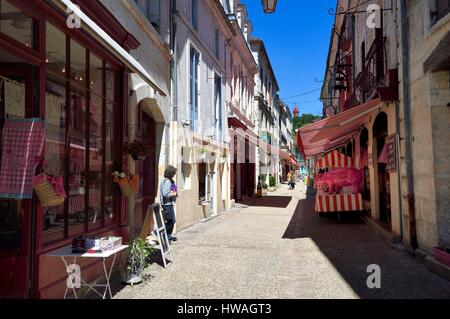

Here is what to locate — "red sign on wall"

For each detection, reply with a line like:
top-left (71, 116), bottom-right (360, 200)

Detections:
top-left (386, 134), bottom-right (397, 172)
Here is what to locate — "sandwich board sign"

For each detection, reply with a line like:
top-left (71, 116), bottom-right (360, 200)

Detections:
top-left (148, 203), bottom-right (172, 268)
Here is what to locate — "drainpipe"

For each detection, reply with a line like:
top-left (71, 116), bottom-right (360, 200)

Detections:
top-left (399, 0), bottom-right (418, 249)
top-left (395, 101), bottom-right (403, 240)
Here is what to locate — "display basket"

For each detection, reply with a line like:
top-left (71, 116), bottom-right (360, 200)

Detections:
top-left (115, 174), bottom-right (139, 197)
top-left (33, 173), bottom-right (66, 207)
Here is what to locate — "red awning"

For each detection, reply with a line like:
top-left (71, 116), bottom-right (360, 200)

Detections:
top-left (289, 155), bottom-right (299, 168)
top-left (297, 98), bottom-right (381, 158)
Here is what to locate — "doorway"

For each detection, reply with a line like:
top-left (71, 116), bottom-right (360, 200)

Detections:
top-left (135, 110), bottom-right (156, 227)
top-left (373, 112), bottom-right (391, 227)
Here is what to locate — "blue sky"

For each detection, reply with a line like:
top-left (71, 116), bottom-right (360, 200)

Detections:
top-left (242, 0), bottom-right (336, 116)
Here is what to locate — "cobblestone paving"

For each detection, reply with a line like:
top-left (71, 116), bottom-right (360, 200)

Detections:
top-left (113, 183), bottom-right (450, 299)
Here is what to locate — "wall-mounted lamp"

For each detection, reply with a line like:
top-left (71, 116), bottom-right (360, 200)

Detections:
top-left (182, 119), bottom-right (192, 127)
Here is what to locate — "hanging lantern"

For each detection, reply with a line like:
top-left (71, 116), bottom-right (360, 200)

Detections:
top-left (261, 0), bottom-right (278, 14)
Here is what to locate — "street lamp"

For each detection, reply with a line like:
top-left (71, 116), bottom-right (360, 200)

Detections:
top-left (261, 0), bottom-right (278, 14)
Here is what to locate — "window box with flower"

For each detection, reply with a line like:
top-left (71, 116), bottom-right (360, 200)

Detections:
top-left (127, 140), bottom-right (152, 161)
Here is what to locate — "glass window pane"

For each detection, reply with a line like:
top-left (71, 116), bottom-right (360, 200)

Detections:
top-left (0, 72), bottom-right (25, 251)
top-left (68, 89), bottom-right (87, 235)
top-left (0, 0), bottom-right (34, 49)
top-left (90, 53), bottom-right (102, 95)
top-left (43, 78), bottom-right (66, 244)
top-left (88, 93), bottom-right (103, 229)
top-left (46, 23), bottom-right (66, 82)
top-left (104, 102), bottom-right (115, 226)
top-left (106, 65), bottom-right (115, 102)
top-left (70, 39), bottom-right (86, 88)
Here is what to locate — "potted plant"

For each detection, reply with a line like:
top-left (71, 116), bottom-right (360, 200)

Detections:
top-left (256, 177), bottom-right (262, 198)
top-left (269, 175), bottom-right (276, 192)
top-left (433, 246), bottom-right (450, 267)
top-left (123, 237), bottom-right (155, 285)
top-left (127, 140), bottom-right (151, 160)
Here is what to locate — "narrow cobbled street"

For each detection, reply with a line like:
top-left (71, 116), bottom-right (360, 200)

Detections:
top-left (114, 183), bottom-right (450, 299)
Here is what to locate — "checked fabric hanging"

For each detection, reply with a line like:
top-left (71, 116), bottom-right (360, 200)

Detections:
top-left (0, 117), bottom-right (45, 199)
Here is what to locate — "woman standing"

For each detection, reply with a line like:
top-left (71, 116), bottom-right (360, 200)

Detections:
top-left (159, 165), bottom-right (178, 243)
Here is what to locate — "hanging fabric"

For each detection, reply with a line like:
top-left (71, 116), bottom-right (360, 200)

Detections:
top-left (378, 141), bottom-right (388, 164)
top-left (359, 147), bottom-right (369, 168)
top-left (0, 117), bottom-right (45, 199)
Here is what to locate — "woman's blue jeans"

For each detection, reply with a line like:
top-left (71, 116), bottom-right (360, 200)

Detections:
top-left (162, 205), bottom-right (176, 240)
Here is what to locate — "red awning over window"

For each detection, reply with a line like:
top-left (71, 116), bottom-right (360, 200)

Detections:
top-left (297, 98), bottom-right (381, 158)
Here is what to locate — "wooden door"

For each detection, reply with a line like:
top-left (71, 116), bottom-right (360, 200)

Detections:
top-left (135, 112), bottom-right (156, 225)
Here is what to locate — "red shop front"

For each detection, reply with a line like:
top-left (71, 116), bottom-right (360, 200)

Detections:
top-left (0, 0), bottom-right (143, 298)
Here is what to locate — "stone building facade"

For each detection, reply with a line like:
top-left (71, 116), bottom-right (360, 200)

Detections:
top-left (319, 0), bottom-right (450, 253)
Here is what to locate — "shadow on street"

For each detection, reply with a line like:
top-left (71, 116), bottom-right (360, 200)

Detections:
top-left (238, 196), bottom-right (292, 208)
top-left (282, 187), bottom-right (450, 299)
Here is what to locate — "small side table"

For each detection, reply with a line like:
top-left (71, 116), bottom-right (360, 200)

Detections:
top-left (47, 245), bottom-right (128, 299)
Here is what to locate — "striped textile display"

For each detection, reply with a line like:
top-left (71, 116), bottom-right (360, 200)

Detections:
top-left (315, 150), bottom-right (355, 170)
top-left (315, 193), bottom-right (363, 213)
top-left (0, 118), bottom-right (45, 199)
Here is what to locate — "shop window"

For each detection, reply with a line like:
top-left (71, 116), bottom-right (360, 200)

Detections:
top-left (0, 71), bottom-right (26, 250)
top-left (70, 40), bottom-right (86, 88)
top-left (105, 101), bottom-right (115, 225)
top-left (88, 91), bottom-right (103, 230)
top-left (42, 23), bottom-right (119, 243)
top-left (68, 89), bottom-right (88, 236)
top-left (90, 54), bottom-right (103, 95)
top-left (0, 0), bottom-right (35, 49)
top-left (44, 79), bottom-right (66, 243)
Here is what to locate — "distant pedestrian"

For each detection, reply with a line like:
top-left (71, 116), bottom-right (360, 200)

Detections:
top-left (159, 165), bottom-right (178, 244)
top-left (290, 171), bottom-right (296, 190)
top-left (287, 171), bottom-right (292, 190)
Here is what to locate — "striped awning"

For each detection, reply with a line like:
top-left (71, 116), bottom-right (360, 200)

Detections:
top-left (315, 193), bottom-right (363, 213)
top-left (315, 150), bottom-right (355, 169)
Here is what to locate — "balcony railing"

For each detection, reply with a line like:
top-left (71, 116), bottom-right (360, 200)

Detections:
top-left (344, 36), bottom-right (386, 110)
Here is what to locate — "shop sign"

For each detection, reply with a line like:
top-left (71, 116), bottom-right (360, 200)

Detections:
top-left (385, 134), bottom-right (397, 172)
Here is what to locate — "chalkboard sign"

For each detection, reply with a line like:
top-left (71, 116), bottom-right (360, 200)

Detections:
top-left (147, 203), bottom-right (172, 268)
top-left (386, 134), bottom-right (397, 172)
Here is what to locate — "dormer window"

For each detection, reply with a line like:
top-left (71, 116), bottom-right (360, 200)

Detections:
top-left (134, 0), bottom-right (161, 33)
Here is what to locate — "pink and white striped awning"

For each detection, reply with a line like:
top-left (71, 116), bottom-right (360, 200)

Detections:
top-left (315, 150), bottom-right (355, 170)
top-left (297, 98), bottom-right (382, 158)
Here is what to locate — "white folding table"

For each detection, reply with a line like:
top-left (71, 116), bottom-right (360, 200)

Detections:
top-left (47, 244), bottom-right (128, 299)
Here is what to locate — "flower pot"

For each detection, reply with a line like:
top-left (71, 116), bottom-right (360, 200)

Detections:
top-left (433, 247), bottom-right (450, 267)
top-left (123, 273), bottom-right (143, 286)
